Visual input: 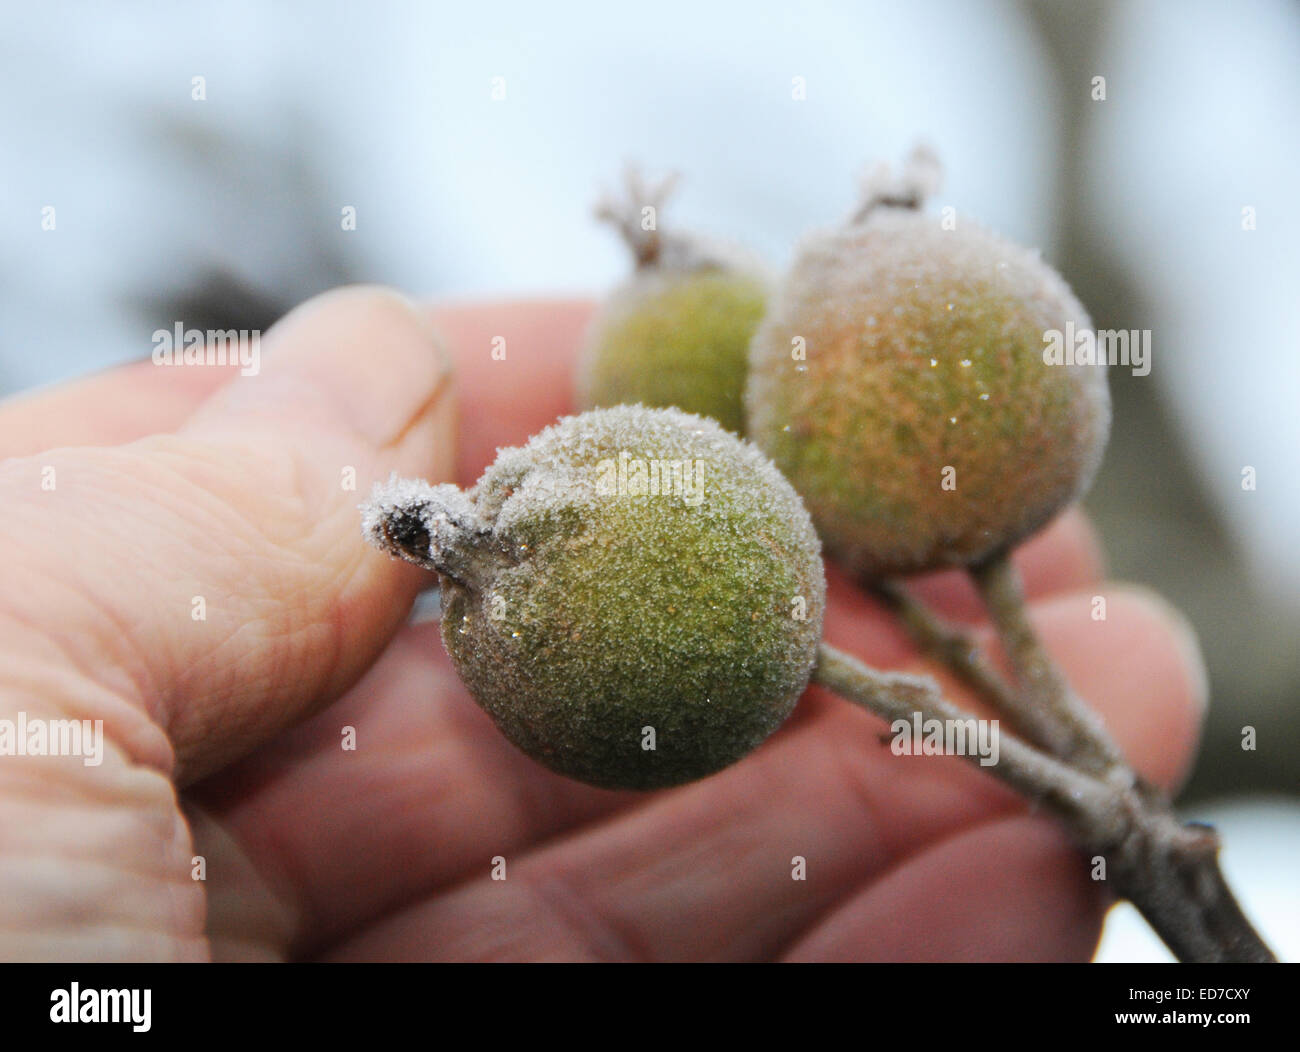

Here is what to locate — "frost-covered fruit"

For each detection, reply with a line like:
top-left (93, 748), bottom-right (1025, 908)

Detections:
top-left (746, 152), bottom-right (1109, 578)
top-left (361, 405), bottom-right (825, 790)
top-left (576, 170), bottom-right (769, 435)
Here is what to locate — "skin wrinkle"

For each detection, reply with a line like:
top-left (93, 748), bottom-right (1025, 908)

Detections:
top-left (42, 585), bottom-right (173, 770)
top-left (0, 614), bottom-right (174, 780)
top-left (0, 925), bottom-right (208, 962)
top-left (3, 449), bottom-right (222, 762)
top-left (170, 558), bottom-right (333, 756)
top-left (2, 850), bottom-right (197, 924)
top-left (0, 757), bottom-right (174, 836)
top-left (0, 813), bottom-right (189, 885)
top-left (162, 456), bottom-right (435, 774)
top-left (772, 806), bottom-right (1037, 963)
top-left (0, 772), bottom-right (205, 957)
top-left (300, 509), bottom-right (426, 722)
top-left (66, 436), bottom-right (367, 778)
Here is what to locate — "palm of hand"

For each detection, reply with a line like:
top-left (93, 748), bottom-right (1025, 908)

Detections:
top-left (0, 290), bottom-right (1203, 961)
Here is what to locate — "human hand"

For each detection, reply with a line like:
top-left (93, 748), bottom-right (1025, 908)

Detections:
top-left (0, 287), bottom-right (1206, 960)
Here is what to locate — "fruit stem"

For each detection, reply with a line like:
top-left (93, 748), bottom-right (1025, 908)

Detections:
top-left (814, 642), bottom-right (1114, 820)
top-left (968, 548), bottom-right (1128, 778)
top-left (814, 642), bottom-right (1277, 963)
top-left (595, 165), bottom-right (681, 270)
top-left (869, 577), bottom-right (1034, 738)
top-left (871, 574), bottom-right (1130, 776)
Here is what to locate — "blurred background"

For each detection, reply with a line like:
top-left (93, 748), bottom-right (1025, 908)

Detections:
top-left (1, 0), bottom-right (1295, 960)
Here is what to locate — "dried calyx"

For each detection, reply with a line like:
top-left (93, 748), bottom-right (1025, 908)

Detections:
top-left (576, 167), bottom-right (769, 435)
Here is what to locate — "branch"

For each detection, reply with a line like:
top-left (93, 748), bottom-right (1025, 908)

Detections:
top-left (813, 642), bottom-right (1276, 963)
top-left (868, 577), bottom-right (1064, 754)
top-left (969, 549), bottom-right (1128, 779)
top-left (814, 643), bottom-right (1119, 827)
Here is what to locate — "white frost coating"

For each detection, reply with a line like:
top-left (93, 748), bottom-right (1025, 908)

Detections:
top-left (475, 404), bottom-right (821, 561)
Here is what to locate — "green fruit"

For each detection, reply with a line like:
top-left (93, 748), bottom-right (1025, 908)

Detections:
top-left (747, 202), bottom-right (1109, 579)
top-left (579, 270), bottom-right (767, 434)
top-left (362, 405), bottom-right (825, 790)
top-left (577, 169), bottom-right (769, 435)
